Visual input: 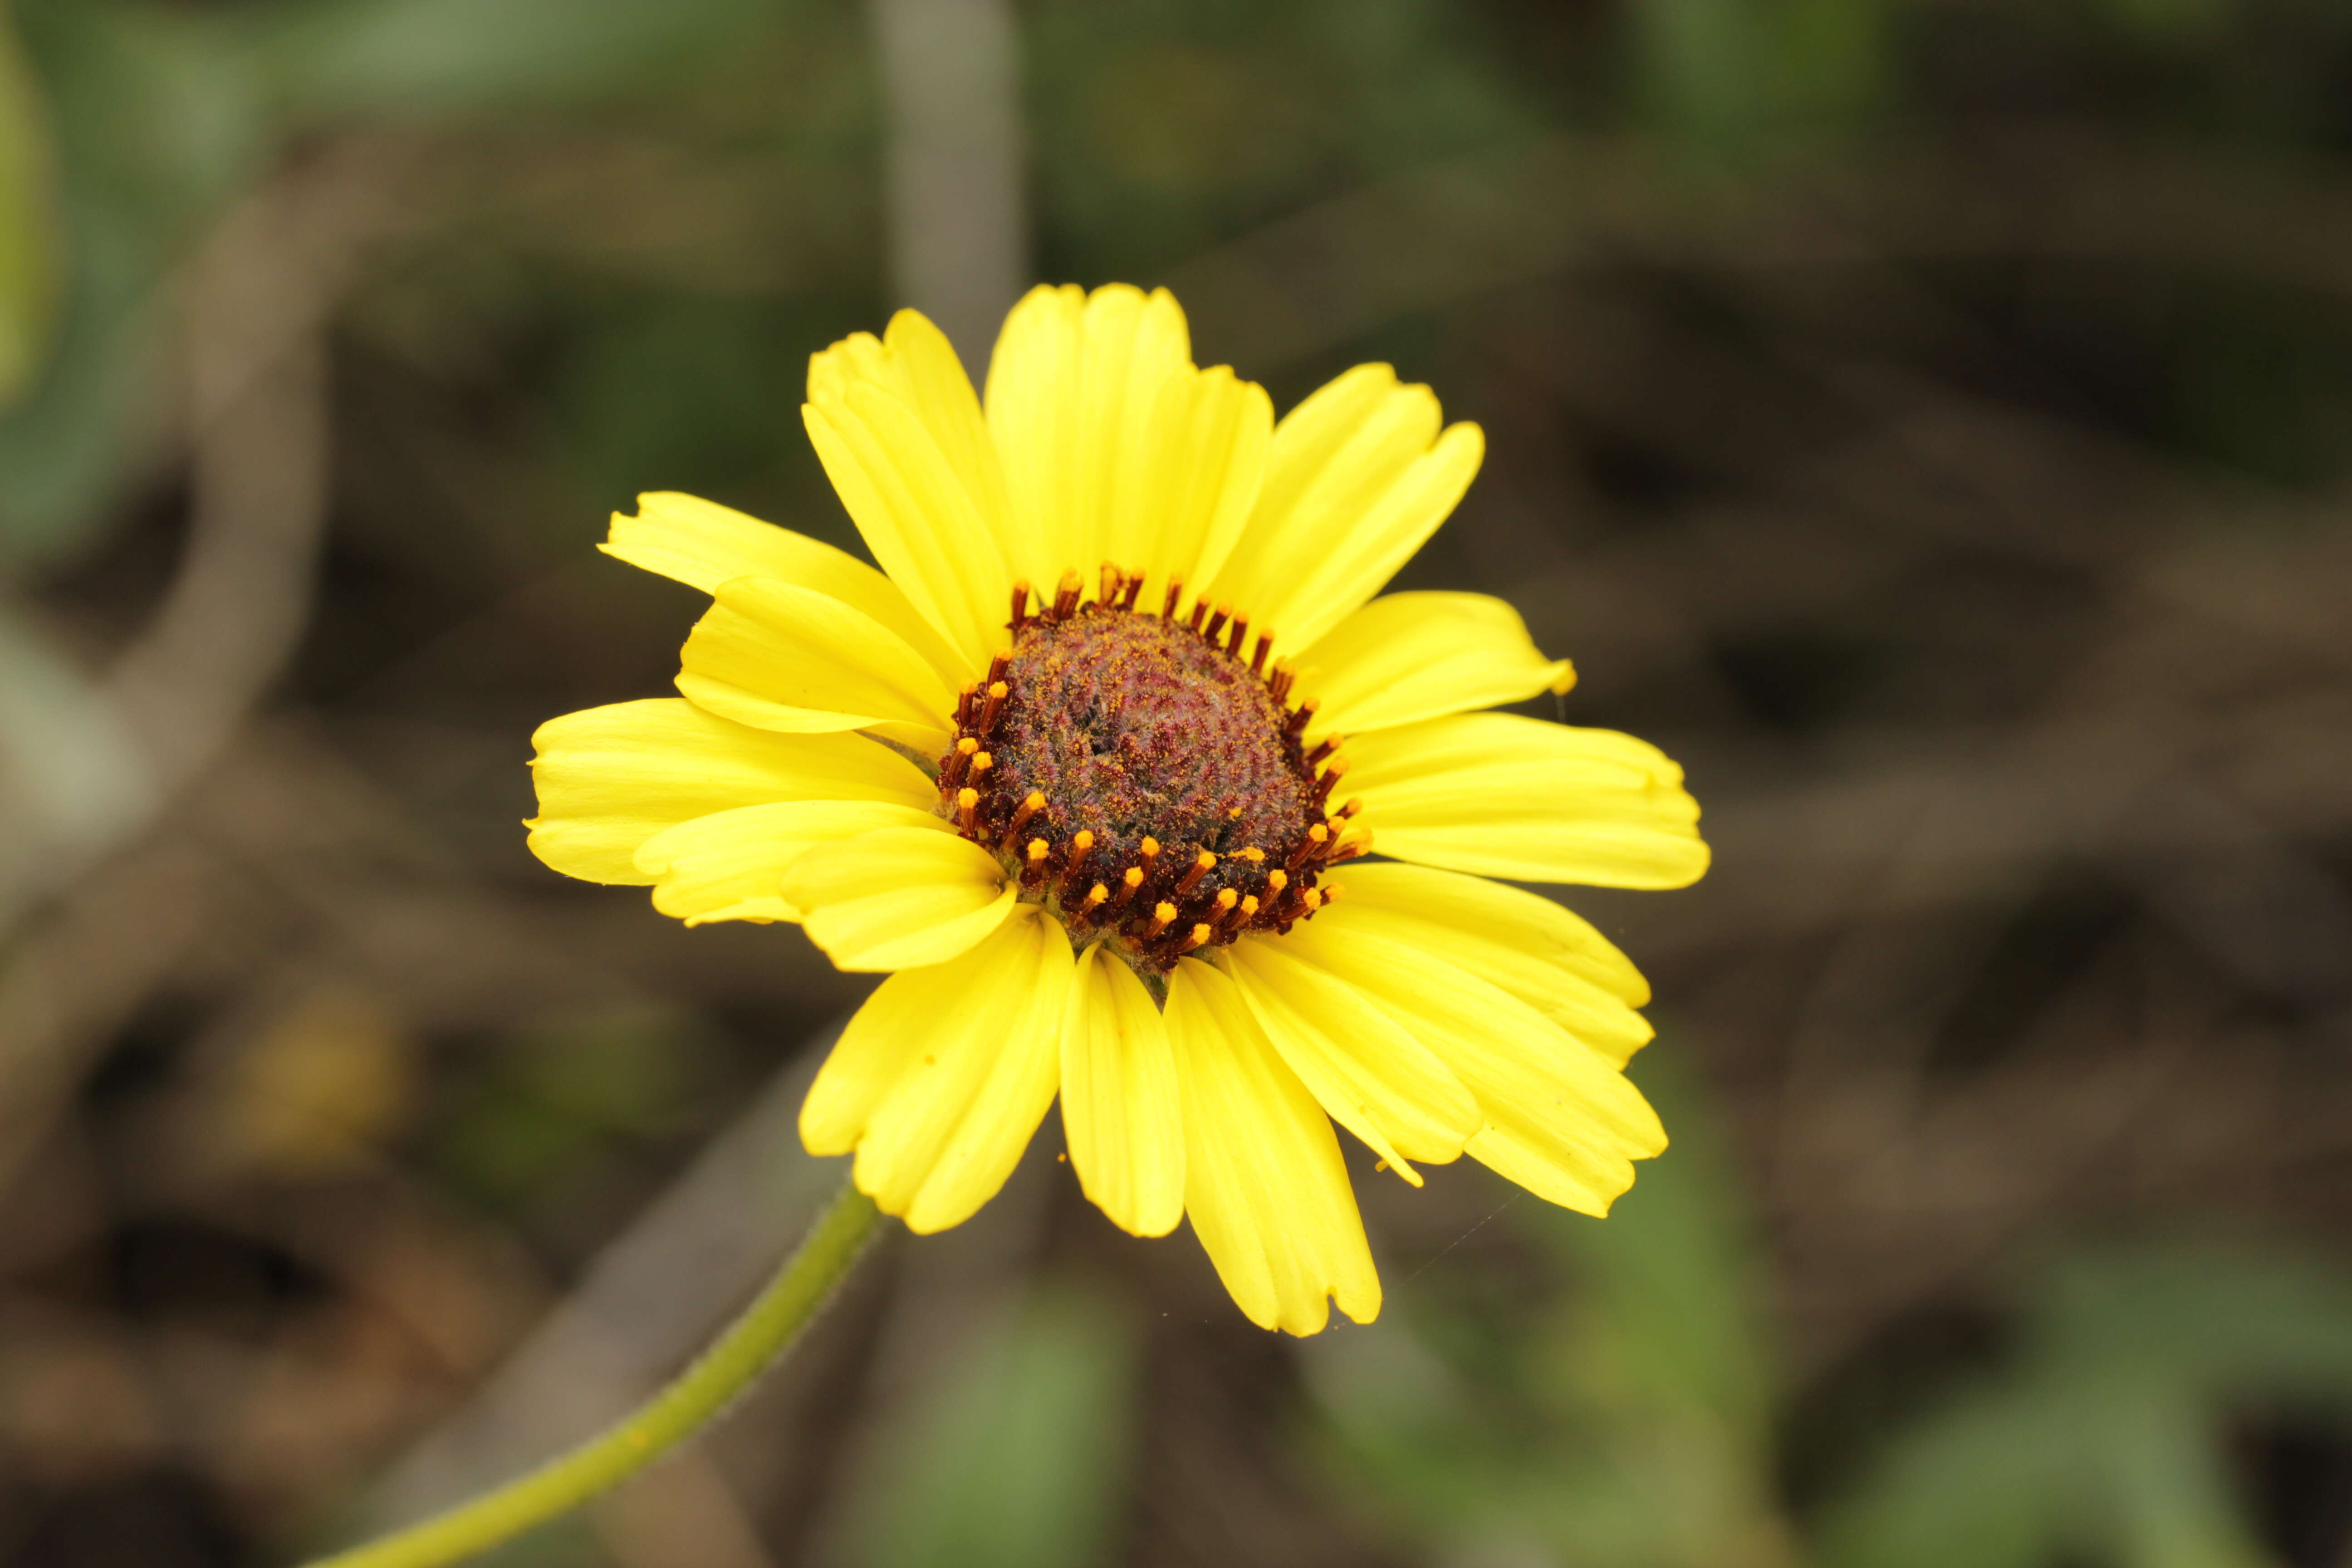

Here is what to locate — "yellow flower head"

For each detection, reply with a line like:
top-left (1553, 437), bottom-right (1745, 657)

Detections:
top-left (527, 284), bottom-right (1708, 1335)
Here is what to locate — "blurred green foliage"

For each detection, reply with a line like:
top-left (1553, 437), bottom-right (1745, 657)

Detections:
top-left (0, 4), bottom-right (62, 409)
top-left (1304, 1067), bottom-right (2352, 1568)
top-left (258, 0), bottom-right (767, 120)
top-left (1306, 1066), bottom-right (1793, 1568)
top-left (1634, 0), bottom-right (1888, 145)
top-left (840, 1280), bottom-right (1139, 1568)
top-left (1820, 1246), bottom-right (2352, 1568)
top-left (433, 1010), bottom-right (711, 1219)
top-left (3, 0), bottom-right (263, 559)
top-left (1028, 0), bottom-right (1544, 274)
top-left (0, 0), bottom-right (829, 567)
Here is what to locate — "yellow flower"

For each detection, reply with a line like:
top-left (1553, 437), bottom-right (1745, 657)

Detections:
top-left (527, 284), bottom-right (1708, 1335)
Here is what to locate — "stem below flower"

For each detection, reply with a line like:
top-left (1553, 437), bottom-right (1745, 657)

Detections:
top-left (300, 1178), bottom-right (883, 1568)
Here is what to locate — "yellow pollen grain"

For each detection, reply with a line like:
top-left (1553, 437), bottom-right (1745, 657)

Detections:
top-left (1026, 838), bottom-right (1048, 863)
top-left (1267, 869), bottom-right (1288, 892)
top-left (988, 681), bottom-right (1009, 700)
top-left (957, 787), bottom-right (978, 809)
top-left (956, 737), bottom-right (977, 757)
top-left (1240, 894), bottom-right (1259, 917)
top-left (1212, 887), bottom-right (1238, 912)
top-left (1240, 847), bottom-right (1264, 862)
top-left (1122, 867), bottom-right (1144, 889)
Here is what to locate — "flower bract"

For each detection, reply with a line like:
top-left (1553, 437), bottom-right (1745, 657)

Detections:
top-left (527, 284), bottom-right (1708, 1335)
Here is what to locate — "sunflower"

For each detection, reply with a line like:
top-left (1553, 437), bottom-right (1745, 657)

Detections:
top-left (527, 284), bottom-right (1707, 1336)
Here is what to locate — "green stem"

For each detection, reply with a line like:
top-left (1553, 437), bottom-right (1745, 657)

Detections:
top-left (302, 1180), bottom-right (883, 1568)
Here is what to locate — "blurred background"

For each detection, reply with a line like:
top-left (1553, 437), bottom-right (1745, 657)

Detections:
top-left (4, 0), bottom-right (2352, 1563)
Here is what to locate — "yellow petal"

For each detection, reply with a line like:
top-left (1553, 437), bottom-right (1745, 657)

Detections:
top-left (1274, 919), bottom-right (1665, 1215)
top-left (602, 492), bottom-right (966, 688)
top-left (674, 576), bottom-right (956, 753)
top-left (1132, 363), bottom-right (1272, 602)
top-left (1206, 363), bottom-right (1484, 654)
top-left (782, 825), bottom-right (1015, 971)
top-left (1215, 936), bottom-right (1480, 1179)
top-left (1330, 863), bottom-right (1653, 1064)
top-left (526, 699), bottom-right (932, 885)
top-left (1335, 862), bottom-right (1648, 1003)
top-left (984, 284), bottom-right (1271, 611)
top-left (1346, 713), bottom-right (1710, 888)
top-left (1295, 592), bottom-right (1573, 740)
top-left (804, 371), bottom-right (1011, 675)
top-left (810, 310), bottom-right (1011, 552)
top-left (987, 284), bottom-right (1153, 588)
top-left (633, 800), bottom-right (941, 926)
top-left (801, 906), bottom-right (1073, 1233)
top-left (985, 283), bottom-right (1178, 587)
top-left (1058, 944), bottom-right (1185, 1237)
top-left (1166, 958), bottom-right (1380, 1335)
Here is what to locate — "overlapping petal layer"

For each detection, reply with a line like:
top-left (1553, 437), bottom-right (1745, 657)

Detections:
top-left (603, 492), bottom-right (966, 687)
top-left (1298, 591), bottom-right (1573, 740)
top-left (1217, 935), bottom-right (1479, 1179)
top-left (1274, 916), bottom-right (1666, 1214)
top-left (1335, 862), bottom-right (1654, 1063)
top-left (526, 699), bottom-right (932, 885)
top-left (1347, 712), bottom-right (1710, 888)
top-left (635, 800), bottom-right (941, 926)
top-left (1207, 364), bottom-right (1484, 654)
top-left (676, 577), bottom-right (958, 753)
top-left (1167, 960), bottom-right (1381, 1335)
top-left (803, 312), bottom-right (1011, 673)
top-left (800, 906), bottom-right (1074, 1233)
top-left (783, 826), bottom-right (1016, 971)
top-left (984, 284), bottom-right (1272, 612)
top-left (1059, 943), bottom-right (1186, 1237)
top-left (986, 283), bottom-right (1178, 589)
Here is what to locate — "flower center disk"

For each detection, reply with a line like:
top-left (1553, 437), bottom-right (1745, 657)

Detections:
top-left (936, 574), bottom-right (1354, 971)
